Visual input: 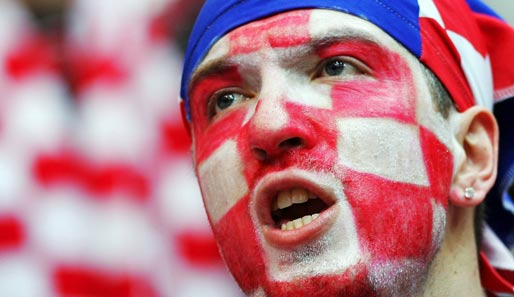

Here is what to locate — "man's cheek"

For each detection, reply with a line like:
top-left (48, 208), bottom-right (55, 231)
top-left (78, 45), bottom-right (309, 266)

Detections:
top-left (197, 140), bottom-right (249, 225)
top-left (331, 81), bottom-right (416, 124)
top-left (328, 48), bottom-right (417, 123)
top-left (196, 137), bottom-right (266, 293)
top-left (419, 126), bottom-right (454, 206)
top-left (337, 118), bottom-right (429, 185)
top-left (214, 196), bottom-right (267, 293)
top-left (194, 107), bottom-right (250, 164)
top-left (336, 118), bottom-right (450, 260)
top-left (344, 170), bottom-right (436, 260)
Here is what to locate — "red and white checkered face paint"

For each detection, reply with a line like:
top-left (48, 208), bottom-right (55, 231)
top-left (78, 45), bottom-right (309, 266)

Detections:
top-left (189, 9), bottom-right (455, 296)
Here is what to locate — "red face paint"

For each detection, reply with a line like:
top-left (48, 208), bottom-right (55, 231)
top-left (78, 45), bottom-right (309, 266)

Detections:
top-left (229, 10), bottom-right (311, 55)
top-left (318, 41), bottom-right (417, 123)
top-left (190, 9), bottom-right (455, 295)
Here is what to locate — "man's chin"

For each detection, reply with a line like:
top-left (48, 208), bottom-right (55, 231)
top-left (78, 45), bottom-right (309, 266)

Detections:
top-left (249, 264), bottom-right (375, 297)
top-left (244, 258), bottom-right (432, 297)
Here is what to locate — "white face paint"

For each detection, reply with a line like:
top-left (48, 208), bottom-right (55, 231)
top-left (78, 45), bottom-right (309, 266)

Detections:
top-left (337, 118), bottom-right (429, 186)
top-left (189, 9), bottom-right (455, 296)
top-left (198, 139), bottom-right (249, 224)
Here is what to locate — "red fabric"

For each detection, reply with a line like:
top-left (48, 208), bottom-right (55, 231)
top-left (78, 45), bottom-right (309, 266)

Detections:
top-left (480, 252), bottom-right (514, 295)
top-left (0, 216), bottom-right (25, 250)
top-left (419, 0), bottom-right (514, 110)
top-left (65, 50), bottom-right (128, 94)
top-left (54, 266), bottom-right (157, 297)
top-left (419, 17), bottom-right (475, 112)
top-left (161, 119), bottom-right (192, 155)
top-left (175, 231), bottom-right (223, 266)
top-left (6, 35), bottom-right (59, 79)
top-left (33, 151), bottom-right (150, 201)
top-left (475, 13), bottom-right (514, 100)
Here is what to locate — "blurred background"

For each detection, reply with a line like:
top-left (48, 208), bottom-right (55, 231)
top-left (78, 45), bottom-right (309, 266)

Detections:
top-left (0, 1), bottom-right (512, 296)
top-left (0, 0), bottom-right (241, 296)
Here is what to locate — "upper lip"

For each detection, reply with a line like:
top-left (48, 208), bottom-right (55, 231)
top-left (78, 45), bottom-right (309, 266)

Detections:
top-left (253, 169), bottom-right (340, 247)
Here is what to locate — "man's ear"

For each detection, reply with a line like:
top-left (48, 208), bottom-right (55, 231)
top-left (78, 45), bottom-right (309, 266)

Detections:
top-left (450, 106), bottom-right (499, 207)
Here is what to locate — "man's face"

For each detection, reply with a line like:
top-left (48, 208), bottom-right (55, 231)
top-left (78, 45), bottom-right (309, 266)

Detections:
top-left (188, 9), bottom-right (455, 296)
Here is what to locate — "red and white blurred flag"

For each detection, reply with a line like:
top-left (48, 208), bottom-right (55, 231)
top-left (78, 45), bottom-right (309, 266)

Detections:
top-left (0, 0), bottom-right (241, 296)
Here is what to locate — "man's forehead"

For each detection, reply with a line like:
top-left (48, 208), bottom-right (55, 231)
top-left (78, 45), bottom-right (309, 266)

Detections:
top-left (193, 9), bottom-right (405, 77)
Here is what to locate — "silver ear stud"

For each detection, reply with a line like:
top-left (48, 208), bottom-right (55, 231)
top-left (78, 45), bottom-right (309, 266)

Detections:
top-left (464, 187), bottom-right (475, 199)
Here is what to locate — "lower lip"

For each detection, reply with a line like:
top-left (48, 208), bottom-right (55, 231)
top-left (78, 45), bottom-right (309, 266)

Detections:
top-left (262, 204), bottom-right (339, 249)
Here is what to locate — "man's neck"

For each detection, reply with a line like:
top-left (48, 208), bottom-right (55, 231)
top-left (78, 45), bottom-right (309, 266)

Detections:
top-left (423, 206), bottom-right (485, 297)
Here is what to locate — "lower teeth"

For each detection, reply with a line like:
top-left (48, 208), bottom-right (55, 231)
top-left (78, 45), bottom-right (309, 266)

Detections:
top-left (281, 213), bottom-right (319, 230)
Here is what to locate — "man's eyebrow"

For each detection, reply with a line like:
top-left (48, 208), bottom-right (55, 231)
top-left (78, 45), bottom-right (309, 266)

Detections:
top-left (307, 30), bottom-right (382, 50)
top-left (189, 59), bottom-right (237, 94)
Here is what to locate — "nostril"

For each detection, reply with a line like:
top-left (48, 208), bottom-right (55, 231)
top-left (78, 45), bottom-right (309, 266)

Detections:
top-left (279, 137), bottom-right (303, 150)
top-left (252, 148), bottom-right (268, 160)
top-left (251, 137), bottom-right (305, 161)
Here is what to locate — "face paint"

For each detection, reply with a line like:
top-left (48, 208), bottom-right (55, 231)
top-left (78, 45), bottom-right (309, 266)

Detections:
top-left (189, 9), bottom-right (454, 296)
top-left (228, 10), bottom-right (311, 55)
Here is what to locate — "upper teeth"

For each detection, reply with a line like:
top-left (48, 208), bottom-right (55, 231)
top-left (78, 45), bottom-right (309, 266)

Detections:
top-left (273, 188), bottom-right (316, 210)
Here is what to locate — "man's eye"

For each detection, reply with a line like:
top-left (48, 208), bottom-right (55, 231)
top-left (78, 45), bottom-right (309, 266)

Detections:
top-left (209, 91), bottom-right (247, 117)
top-left (315, 57), bottom-right (369, 79)
top-left (217, 93), bottom-right (239, 110)
top-left (324, 59), bottom-right (348, 76)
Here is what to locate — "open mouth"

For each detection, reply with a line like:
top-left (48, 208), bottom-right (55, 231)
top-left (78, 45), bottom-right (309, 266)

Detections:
top-left (253, 170), bottom-right (341, 248)
top-left (271, 188), bottom-right (330, 230)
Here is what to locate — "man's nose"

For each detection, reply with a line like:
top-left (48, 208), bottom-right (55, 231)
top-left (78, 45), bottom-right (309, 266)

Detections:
top-left (247, 97), bottom-right (316, 161)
